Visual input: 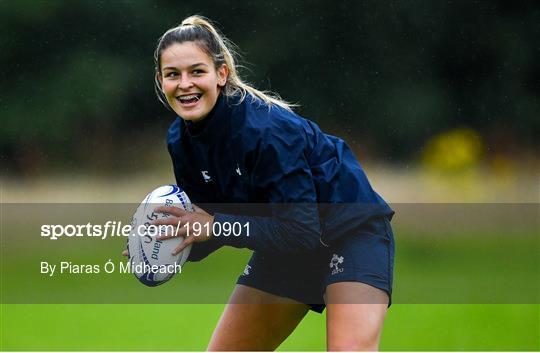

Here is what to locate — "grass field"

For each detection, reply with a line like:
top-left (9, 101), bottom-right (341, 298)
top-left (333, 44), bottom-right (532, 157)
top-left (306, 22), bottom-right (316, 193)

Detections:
top-left (1, 304), bottom-right (538, 350)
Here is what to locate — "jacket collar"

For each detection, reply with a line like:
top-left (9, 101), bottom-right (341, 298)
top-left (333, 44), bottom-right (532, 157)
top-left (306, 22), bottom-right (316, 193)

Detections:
top-left (181, 93), bottom-right (232, 143)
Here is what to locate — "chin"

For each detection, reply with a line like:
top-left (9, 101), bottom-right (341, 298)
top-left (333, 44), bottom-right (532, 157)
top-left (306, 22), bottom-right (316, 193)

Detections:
top-left (180, 111), bottom-right (204, 121)
top-left (181, 112), bottom-right (206, 122)
top-left (171, 106), bottom-right (200, 121)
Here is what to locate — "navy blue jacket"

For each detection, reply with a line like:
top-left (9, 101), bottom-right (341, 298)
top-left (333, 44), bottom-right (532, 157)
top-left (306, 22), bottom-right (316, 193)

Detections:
top-left (167, 93), bottom-right (393, 260)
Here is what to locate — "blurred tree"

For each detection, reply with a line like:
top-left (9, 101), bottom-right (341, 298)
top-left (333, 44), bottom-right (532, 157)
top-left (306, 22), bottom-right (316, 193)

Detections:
top-left (0, 0), bottom-right (538, 174)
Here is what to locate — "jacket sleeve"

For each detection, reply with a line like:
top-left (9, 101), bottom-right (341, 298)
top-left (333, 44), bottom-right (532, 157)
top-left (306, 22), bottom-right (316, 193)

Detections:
top-left (211, 124), bottom-right (322, 253)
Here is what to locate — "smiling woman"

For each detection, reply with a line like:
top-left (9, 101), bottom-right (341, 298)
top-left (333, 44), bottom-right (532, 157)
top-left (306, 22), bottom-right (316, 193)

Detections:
top-left (146, 15), bottom-right (395, 351)
top-left (157, 42), bottom-right (228, 122)
top-left (154, 16), bottom-right (293, 117)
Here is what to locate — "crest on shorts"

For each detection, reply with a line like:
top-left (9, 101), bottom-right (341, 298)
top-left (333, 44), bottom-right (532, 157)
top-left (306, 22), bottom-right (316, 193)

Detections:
top-left (201, 170), bottom-right (212, 183)
top-left (243, 264), bottom-right (252, 276)
top-left (330, 254), bottom-right (344, 275)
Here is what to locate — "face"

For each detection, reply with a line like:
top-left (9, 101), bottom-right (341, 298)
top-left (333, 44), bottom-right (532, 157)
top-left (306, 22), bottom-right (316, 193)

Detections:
top-left (158, 42), bottom-right (228, 122)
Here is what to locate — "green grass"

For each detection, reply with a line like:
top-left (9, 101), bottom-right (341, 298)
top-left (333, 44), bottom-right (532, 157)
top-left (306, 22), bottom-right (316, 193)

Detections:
top-left (1, 304), bottom-right (538, 351)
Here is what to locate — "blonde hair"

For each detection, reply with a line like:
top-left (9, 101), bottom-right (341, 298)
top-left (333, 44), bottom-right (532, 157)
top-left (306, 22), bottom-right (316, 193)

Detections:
top-left (154, 15), bottom-right (295, 111)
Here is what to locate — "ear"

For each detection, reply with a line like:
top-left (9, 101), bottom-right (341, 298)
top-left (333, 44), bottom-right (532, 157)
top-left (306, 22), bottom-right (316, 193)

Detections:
top-left (217, 64), bottom-right (229, 87)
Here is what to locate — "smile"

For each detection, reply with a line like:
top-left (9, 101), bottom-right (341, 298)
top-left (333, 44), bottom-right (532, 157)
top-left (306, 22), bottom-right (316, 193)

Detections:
top-left (176, 94), bottom-right (202, 106)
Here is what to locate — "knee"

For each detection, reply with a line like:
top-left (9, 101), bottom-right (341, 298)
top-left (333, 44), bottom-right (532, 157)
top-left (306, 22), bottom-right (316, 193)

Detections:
top-left (328, 333), bottom-right (381, 351)
top-left (328, 341), bottom-right (379, 351)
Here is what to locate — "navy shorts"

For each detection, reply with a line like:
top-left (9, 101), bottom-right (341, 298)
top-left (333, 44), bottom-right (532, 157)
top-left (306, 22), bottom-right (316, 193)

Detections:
top-left (236, 216), bottom-right (395, 313)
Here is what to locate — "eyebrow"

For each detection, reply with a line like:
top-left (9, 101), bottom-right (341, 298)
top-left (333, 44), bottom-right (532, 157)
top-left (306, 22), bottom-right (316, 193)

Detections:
top-left (162, 62), bottom-right (208, 71)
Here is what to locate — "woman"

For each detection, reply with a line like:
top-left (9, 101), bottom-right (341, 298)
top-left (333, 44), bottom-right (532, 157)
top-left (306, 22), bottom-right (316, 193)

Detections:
top-left (149, 15), bottom-right (395, 351)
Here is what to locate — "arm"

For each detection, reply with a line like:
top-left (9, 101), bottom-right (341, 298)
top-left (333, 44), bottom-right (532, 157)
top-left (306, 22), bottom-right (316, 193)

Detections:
top-left (212, 124), bottom-right (321, 252)
top-left (159, 124), bottom-right (322, 256)
top-left (212, 138), bottom-right (321, 253)
top-left (162, 113), bottom-right (321, 257)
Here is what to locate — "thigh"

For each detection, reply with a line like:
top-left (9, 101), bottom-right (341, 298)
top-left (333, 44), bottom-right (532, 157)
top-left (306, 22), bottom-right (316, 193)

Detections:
top-left (326, 282), bottom-right (388, 351)
top-left (237, 251), bottom-right (328, 312)
top-left (208, 284), bottom-right (310, 351)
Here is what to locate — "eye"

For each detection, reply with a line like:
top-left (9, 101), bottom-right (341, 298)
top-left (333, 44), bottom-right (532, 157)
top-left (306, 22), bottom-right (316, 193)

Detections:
top-left (192, 69), bottom-right (204, 75)
top-left (164, 72), bottom-right (178, 78)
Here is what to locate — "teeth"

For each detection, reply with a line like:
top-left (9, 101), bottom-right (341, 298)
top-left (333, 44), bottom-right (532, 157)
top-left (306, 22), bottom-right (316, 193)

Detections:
top-left (178, 94), bottom-right (200, 101)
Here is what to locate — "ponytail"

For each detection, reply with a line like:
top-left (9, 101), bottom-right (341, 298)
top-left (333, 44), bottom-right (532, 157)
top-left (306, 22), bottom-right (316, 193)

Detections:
top-left (154, 15), bottom-right (296, 111)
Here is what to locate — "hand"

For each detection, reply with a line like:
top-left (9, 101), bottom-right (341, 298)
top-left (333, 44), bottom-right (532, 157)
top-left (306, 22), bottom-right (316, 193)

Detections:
top-left (151, 204), bottom-right (214, 255)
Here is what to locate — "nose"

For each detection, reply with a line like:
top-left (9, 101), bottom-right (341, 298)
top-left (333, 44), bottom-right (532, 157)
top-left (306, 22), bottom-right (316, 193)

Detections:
top-left (177, 75), bottom-right (193, 90)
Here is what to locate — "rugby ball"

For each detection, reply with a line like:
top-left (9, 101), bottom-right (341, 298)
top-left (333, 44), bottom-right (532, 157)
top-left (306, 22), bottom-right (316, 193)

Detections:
top-left (127, 185), bottom-right (193, 286)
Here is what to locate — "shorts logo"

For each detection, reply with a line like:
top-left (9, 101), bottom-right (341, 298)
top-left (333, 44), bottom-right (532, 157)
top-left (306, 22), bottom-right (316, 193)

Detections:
top-left (330, 254), bottom-right (344, 275)
top-left (243, 265), bottom-right (252, 276)
top-left (201, 171), bottom-right (212, 183)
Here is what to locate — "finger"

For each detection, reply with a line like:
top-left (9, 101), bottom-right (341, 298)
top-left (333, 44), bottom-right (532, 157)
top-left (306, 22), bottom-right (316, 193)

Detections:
top-left (172, 238), bottom-right (193, 256)
top-left (155, 223), bottom-right (188, 240)
top-left (150, 217), bottom-right (181, 226)
top-left (155, 231), bottom-right (175, 241)
top-left (154, 205), bottom-right (188, 217)
top-left (122, 249), bottom-right (129, 257)
top-left (192, 204), bottom-right (204, 213)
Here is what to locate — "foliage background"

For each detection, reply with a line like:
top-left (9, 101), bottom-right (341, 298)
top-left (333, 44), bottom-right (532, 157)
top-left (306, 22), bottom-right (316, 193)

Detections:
top-left (1, 0), bottom-right (538, 175)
